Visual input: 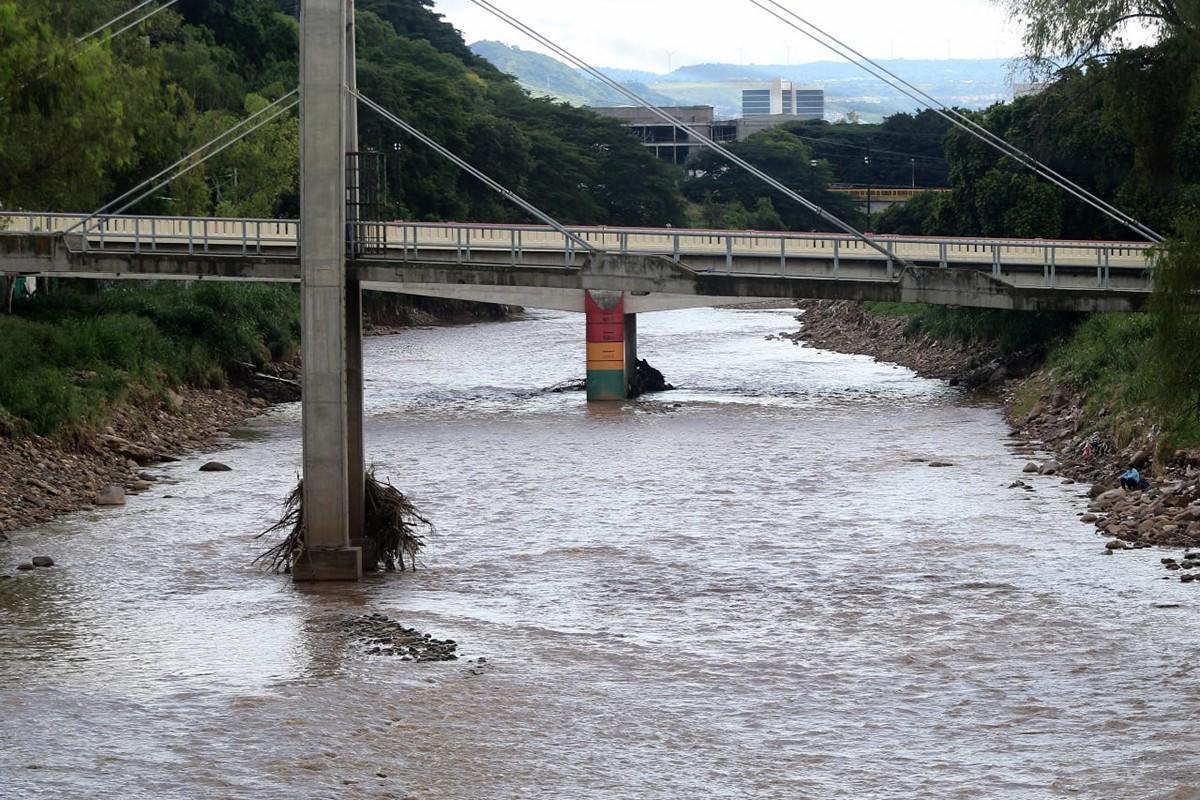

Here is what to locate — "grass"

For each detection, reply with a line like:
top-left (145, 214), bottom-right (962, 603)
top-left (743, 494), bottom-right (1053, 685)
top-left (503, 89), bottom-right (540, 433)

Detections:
top-left (864, 303), bottom-right (1084, 356)
top-left (865, 301), bottom-right (1200, 452)
top-left (0, 282), bottom-right (300, 439)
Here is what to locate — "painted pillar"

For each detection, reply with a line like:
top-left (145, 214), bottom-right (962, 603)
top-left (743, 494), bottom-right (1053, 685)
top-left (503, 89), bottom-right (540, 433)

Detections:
top-left (585, 290), bottom-right (627, 401)
top-left (343, 0), bottom-right (367, 565)
top-left (295, 0), bottom-right (361, 581)
top-left (624, 313), bottom-right (638, 397)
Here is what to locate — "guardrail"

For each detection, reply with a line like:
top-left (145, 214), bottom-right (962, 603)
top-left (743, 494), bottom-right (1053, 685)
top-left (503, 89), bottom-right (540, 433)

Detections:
top-left (0, 212), bottom-right (1156, 290)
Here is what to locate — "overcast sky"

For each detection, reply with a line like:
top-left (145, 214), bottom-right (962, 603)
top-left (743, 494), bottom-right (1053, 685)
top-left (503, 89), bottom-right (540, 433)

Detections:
top-left (433, 0), bottom-right (1029, 72)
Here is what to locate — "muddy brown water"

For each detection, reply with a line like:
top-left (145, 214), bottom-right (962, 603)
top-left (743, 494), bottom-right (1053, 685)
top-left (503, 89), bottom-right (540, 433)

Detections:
top-left (2, 307), bottom-right (1199, 799)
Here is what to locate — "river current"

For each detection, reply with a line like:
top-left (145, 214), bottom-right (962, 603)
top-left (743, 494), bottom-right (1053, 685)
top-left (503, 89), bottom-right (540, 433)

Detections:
top-left (2, 307), bottom-right (1199, 799)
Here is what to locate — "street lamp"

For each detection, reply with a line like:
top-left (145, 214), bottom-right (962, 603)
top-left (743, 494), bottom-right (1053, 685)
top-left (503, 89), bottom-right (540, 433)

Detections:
top-left (809, 158), bottom-right (818, 195)
top-left (911, 157), bottom-right (916, 189)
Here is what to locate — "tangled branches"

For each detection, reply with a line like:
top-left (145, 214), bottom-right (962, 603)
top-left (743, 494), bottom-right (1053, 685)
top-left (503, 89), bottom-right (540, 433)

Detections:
top-left (255, 470), bottom-right (433, 574)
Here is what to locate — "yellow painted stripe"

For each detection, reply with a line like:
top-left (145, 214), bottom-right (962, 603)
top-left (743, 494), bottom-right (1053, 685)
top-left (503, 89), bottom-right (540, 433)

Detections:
top-left (587, 359), bottom-right (625, 372)
top-left (587, 342), bottom-right (624, 362)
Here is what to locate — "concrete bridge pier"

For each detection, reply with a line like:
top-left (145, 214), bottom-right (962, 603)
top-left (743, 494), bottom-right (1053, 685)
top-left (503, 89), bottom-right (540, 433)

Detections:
top-left (585, 290), bottom-right (629, 401)
top-left (624, 312), bottom-right (638, 398)
top-left (293, 0), bottom-right (361, 581)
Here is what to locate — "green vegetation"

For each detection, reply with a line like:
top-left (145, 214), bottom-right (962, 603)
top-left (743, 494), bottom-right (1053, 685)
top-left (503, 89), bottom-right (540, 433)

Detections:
top-left (863, 2), bottom-right (1200, 450)
top-left (0, 284), bottom-right (299, 439)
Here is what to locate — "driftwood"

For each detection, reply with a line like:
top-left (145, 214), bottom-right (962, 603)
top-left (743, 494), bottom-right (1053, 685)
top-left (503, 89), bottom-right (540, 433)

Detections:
top-left (255, 470), bottom-right (432, 574)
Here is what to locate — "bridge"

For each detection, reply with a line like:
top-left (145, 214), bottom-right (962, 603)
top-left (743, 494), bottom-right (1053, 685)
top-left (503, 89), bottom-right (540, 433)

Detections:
top-left (2, 212), bottom-right (1153, 316)
top-left (0, 0), bottom-right (1161, 581)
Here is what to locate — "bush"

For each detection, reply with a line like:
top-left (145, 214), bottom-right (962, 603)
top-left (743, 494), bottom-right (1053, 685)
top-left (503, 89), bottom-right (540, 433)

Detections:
top-left (0, 282), bottom-right (300, 438)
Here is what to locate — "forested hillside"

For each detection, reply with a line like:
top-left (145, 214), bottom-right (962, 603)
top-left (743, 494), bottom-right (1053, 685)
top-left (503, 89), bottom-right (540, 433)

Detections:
top-left (0, 0), bottom-right (686, 226)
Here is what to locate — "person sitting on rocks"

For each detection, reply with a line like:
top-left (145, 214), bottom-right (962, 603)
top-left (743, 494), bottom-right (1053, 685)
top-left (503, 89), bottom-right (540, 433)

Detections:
top-left (1120, 468), bottom-right (1150, 492)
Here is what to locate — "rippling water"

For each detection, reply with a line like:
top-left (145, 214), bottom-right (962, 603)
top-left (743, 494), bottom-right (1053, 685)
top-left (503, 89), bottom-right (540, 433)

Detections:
top-left (3, 307), bottom-right (1199, 799)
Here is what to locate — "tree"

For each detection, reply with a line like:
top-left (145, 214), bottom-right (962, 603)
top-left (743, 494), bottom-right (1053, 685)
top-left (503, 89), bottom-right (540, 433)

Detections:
top-left (684, 128), bottom-right (859, 231)
top-left (999, 0), bottom-right (1199, 73)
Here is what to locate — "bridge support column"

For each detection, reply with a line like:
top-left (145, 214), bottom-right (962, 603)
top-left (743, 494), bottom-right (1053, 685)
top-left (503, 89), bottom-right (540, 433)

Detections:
top-left (346, 278), bottom-right (367, 567)
top-left (624, 312), bottom-right (638, 397)
top-left (585, 290), bottom-right (628, 401)
top-left (294, 0), bottom-right (360, 581)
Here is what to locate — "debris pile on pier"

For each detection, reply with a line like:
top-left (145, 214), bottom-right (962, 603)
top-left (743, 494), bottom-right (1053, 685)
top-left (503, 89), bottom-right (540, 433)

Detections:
top-left (255, 470), bottom-right (432, 573)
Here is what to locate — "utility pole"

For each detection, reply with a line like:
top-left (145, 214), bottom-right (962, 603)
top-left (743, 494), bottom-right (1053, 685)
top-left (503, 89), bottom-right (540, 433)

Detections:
top-left (864, 148), bottom-right (873, 222)
top-left (911, 157), bottom-right (916, 189)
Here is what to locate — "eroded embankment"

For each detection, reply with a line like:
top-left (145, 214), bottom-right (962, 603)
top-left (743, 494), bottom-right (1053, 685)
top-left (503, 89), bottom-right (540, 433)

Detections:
top-left (787, 300), bottom-right (1200, 559)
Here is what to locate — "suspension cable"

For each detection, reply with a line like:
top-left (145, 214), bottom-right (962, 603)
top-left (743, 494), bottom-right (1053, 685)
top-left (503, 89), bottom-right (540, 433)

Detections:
top-left (78, 0), bottom-right (163, 43)
top-left (101, 99), bottom-right (298, 219)
top-left (66, 90), bottom-right (300, 234)
top-left (2, 0), bottom-right (181, 104)
top-left (354, 89), bottom-right (596, 253)
top-left (750, 0), bottom-right (1164, 244)
top-left (465, 0), bottom-right (911, 269)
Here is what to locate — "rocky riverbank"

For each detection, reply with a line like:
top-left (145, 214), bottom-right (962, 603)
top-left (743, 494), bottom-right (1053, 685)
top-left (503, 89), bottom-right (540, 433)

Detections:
top-left (0, 386), bottom-right (270, 536)
top-left (787, 300), bottom-right (1200, 561)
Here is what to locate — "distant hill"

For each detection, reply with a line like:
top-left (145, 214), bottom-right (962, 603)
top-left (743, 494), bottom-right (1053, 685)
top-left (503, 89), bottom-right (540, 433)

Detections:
top-left (470, 41), bottom-right (683, 108)
top-left (470, 42), bottom-right (1016, 121)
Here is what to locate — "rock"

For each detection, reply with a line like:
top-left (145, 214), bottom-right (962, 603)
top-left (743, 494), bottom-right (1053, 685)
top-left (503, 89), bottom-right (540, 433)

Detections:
top-left (1061, 479), bottom-right (1076, 485)
top-left (164, 389), bottom-right (184, 411)
top-left (1039, 461), bottom-right (1062, 476)
top-left (128, 480), bottom-right (153, 491)
top-left (31, 556), bottom-right (53, 568)
top-left (1023, 462), bottom-right (1040, 474)
top-left (1183, 573), bottom-right (1196, 583)
top-left (1131, 449), bottom-right (1152, 470)
top-left (199, 462), bottom-right (232, 472)
top-left (928, 462), bottom-right (954, 468)
top-left (1088, 484), bottom-right (1109, 499)
top-left (1008, 480), bottom-right (1027, 489)
top-left (1105, 540), bottom-right (1127, 550)
top-left (94, 485), bottom-right (126, 507)
top-left (1080, 514), bottom-right (1099, 524)
top-left (137, 472), bottom-right (158, 482)
top-left (1167, 563), bottom-right (1182, 570)
top-left (16, 563), bottom-right (34, 571)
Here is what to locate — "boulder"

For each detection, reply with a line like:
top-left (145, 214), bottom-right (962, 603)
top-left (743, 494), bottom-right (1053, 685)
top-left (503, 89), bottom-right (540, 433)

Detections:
top-left (199, 462), bottom-right (232, 473)
top-left (1080, 514), bottom-right (1099, 524)
top-left (1131, 449), bottom-right (1152, 470)
top-left (16, 563), bottom-right (34, 571)
top-left (928, 462), bottom-right (954, 468)
top-left (1023, 462), bottom-right (1040, 474)
top-left (94, 485), bottom-right (126, 507)
top-left (1039, 461), bottom-right (1062, 476)
top-left (31, 556), bottom-right (54, 568)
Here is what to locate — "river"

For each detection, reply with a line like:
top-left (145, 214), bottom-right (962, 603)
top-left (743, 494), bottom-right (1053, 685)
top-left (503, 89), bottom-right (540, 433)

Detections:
top-left (2, 307), bottom-right (1198, 799)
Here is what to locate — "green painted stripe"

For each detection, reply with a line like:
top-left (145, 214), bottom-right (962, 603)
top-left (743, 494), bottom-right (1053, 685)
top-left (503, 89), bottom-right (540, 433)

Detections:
top-left (586, 369), bottom-right (626, 401)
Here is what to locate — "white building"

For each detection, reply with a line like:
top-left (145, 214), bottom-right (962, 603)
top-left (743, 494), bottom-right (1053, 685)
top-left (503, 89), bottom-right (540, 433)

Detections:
top-left (742, 78), bottom-right (824, 119)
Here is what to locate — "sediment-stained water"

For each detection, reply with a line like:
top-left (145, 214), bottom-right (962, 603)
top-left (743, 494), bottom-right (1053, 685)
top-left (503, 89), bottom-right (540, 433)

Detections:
top-left (2, 307), bottom-right (1198, 799)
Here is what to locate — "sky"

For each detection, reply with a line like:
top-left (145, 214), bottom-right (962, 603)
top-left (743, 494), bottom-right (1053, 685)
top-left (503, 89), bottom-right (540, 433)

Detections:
top-left (432, 0), bottom-right (1030, 73)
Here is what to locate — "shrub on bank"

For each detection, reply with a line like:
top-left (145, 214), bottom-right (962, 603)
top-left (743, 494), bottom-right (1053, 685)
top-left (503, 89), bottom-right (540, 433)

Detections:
top-left (0, 282), bottom-right (300, 439)
top-left (865, 302), bottom-right (1200, 451)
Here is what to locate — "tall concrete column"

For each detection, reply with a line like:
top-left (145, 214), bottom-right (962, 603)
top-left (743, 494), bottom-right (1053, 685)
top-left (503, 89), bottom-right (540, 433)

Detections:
top-left (295, 0), bottom-right (361, 581)
top-left (343, 0), bottom-right (367, 565)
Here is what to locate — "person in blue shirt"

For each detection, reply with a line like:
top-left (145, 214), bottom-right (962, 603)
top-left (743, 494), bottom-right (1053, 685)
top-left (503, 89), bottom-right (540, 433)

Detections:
top-left (1120, 468), bottom-right (1149, 491)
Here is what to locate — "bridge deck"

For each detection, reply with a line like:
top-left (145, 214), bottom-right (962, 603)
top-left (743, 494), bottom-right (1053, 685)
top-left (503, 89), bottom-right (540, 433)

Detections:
top-left (0, 212), bottom-right (1157, 313)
